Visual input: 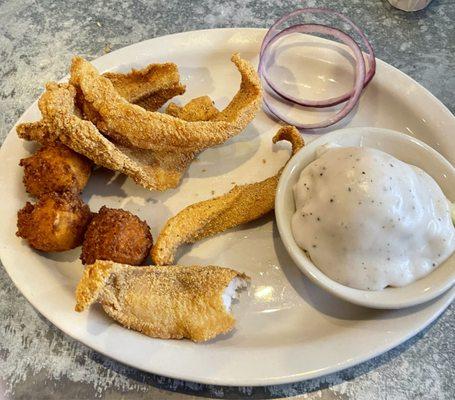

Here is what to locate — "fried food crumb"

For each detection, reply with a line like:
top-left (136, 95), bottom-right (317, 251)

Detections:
top-left (16, 192), bottom-right (91, 252)
top-left (81, 206), bottom-right (153, 265)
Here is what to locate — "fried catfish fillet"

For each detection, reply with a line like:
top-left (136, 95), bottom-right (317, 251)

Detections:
top-left (151, 126), bottom-right (304, 265)
top-left (103, 62), bottom-right (185, 109)
top-left (165, 95), bottom-right (220, 121)
top-left (17, 54), bottom-right (260, 190)
top-left (16, 121), bottom-right (55, 144)
top-left (76, 62), bottom-right (185, 126)
top-left (75, 260), bottom-right (248, 342)
top-left (76, 63), bottom-right (186, 120)
top-left (17, 83), bottom-right (198, 190)
top-left (69, 54), bottom-right (261, 151)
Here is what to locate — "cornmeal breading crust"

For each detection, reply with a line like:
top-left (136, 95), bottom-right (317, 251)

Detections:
top-left (75, 260), bottom-right (249, 342)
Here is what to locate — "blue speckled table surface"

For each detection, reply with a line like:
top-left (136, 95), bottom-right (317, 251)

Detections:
top-left (1, 0), bottom-right (454, 399)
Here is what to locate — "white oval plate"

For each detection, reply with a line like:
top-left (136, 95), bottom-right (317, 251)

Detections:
top-left (0, 28), bottom-right (454, 386)
top-left (275, 127), bottom-right (455, 309)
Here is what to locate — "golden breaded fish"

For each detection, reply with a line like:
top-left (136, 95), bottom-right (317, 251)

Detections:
top-left (18, 54), bottom-right (260, 190)
top-left (76, 62), bottom-right (185, 128)
top-left (75, 260), bottom-right (249, 342)
top-left (69, 54), bottom-right (261, 151)
top-left (151, 126), bottom-right (304, 265)
top-left (16, 121), bottom-right (55, 144)
top-left (103, 62), bottom-right (185, 107)
top-left (17, 83), bottom-right (197, 190)
top-left (166, 95), bottom-right (220, 121)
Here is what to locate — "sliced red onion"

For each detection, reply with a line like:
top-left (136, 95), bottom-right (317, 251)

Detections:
top-left (261, 23), bottom-right (366, 130)
top-left (259, 8), bottom-right (375, 108)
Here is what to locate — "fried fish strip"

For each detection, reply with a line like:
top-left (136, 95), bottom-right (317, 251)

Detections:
top-left (103, 62), bottom-right (185, 105)
top-left (135, 86), bottom-right (185, 112)
top-left (69, 54), bottom-right (261, 151)
top-left (165, 95), bottom-right (220, 121)
top-left (77, 63), bottom-right (185, 125)
top-left (16, 121), bottom-right (55, 144)
top-left (18, 54), bottom-right (260, 190)
top-left (151, 126), bottom-right (304, 265)
top-left (75, 260), bottom-right (248, 342)
top-left (21, 62), bottom-right (185, 146)
top-left (17, 83), bottom-right (197, 190)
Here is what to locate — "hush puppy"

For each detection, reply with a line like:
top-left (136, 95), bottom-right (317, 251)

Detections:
top-left (20, 142), bottom-right (92, 197)
top-left (81, 206), bottom-right (153, 265)
top-left (17, 192), bottom-right (92, 252)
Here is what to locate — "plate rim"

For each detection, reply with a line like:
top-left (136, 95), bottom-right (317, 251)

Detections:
top-left (1, 27), bottom-right (454, 386)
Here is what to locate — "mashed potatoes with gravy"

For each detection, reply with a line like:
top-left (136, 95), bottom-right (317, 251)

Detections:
top-left (291, 145), bottom-right (455, 290)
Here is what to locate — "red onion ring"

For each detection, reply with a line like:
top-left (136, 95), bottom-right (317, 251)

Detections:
top-left (261, 23), bottom-right (366, 130)
top-left (259, 8), bottom-right (376, 108)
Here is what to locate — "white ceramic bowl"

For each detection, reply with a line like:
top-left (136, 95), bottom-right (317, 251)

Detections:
top-left (275, 127), bottom-right (455, 309)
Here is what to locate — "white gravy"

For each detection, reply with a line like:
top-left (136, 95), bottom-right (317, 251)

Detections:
top-left (291, 146), bottom-right (455, 290)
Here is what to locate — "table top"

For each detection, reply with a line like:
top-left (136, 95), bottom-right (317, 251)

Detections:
top-left (1, 0), bottom-right (454, 399)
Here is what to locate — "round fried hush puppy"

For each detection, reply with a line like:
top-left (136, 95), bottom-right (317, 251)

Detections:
top-left (19, 142), bottom-right (92, 197)
top-left (81, 206), bottom-right (153, 266)
top-left (16, 192), bottom-right (92, 252)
